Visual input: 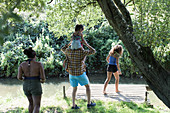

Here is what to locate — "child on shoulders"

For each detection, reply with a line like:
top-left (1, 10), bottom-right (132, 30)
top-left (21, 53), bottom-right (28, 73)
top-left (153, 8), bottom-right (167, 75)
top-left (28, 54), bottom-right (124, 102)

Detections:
top-left (71, 24), bottom-right (85, 49)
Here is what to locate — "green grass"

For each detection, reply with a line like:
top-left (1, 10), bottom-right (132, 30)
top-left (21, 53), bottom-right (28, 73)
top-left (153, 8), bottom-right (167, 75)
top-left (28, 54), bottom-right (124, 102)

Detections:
top-left (1, 97), bottom-right (169, 113)
top-left (0, 89), bottom-right (169, 113)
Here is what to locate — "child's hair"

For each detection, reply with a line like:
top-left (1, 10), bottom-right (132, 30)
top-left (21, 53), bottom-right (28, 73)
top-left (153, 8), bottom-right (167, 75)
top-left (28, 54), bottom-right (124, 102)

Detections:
top-left (109, 45), bottom-right (123, 56)
top-left (24, 47), bottom-right (36, 58)
top-left (75, 24), bottom-right (84, 31)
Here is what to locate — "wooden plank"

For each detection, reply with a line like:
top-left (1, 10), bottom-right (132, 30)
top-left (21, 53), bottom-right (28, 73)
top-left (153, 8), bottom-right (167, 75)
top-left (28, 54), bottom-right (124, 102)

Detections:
top-left (66, 84), bottom-right (146, 103)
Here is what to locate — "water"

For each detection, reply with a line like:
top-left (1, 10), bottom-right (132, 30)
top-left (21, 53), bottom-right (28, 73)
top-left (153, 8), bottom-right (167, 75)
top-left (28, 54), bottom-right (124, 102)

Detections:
top-left (0, 74), bottom-right (146, 98)
top-left (0, 77), bottom-right (70, 98)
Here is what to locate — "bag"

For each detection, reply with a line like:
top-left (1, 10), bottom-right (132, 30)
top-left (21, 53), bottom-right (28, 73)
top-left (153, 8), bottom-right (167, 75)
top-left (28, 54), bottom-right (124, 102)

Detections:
top-left (63, 58), bottom-right (69, 72)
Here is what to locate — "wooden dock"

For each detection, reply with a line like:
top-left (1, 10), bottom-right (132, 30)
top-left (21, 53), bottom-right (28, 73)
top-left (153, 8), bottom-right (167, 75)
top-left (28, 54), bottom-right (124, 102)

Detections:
top-left (66, 84), bottom-right (147, 103)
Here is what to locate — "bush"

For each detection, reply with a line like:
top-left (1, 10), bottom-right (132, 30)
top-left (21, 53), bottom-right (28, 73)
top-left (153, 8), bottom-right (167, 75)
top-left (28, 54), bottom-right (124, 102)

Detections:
top-left (84, 22), bottom-right (140, 77)
top-left (0, 35), bottom-right (64, 77)
top-left (0, 21), bottom-right (140, 78)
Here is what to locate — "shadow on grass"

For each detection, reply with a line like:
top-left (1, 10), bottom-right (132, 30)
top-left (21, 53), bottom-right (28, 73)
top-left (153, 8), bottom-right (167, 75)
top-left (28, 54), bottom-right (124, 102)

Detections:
top-left (1, 99), bottom-right (159, 113)
top-left (2, 106), bottom-right (65, 113)
top-left (64, 97), bottom-right (72, 107)
top-left (119, 101), bottom-right (155, 113)
top-left (41, 106), bottom-right (64, 113)
top-left (0, 107), bottom-right (28, 113)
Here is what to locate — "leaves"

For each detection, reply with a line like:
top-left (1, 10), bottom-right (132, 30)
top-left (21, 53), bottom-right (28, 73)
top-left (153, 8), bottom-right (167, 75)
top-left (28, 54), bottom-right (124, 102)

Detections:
top-left (133, 0), bottom-right (169, 64)
top-left (46, 0), bottom-right (104, 38)
top-left (0, 0), bottom-right (47, 44)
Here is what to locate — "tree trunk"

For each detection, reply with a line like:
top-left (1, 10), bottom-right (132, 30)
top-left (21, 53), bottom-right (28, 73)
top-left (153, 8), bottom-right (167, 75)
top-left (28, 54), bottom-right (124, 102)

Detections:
top-left (97, 0), bottom-right (170, 108)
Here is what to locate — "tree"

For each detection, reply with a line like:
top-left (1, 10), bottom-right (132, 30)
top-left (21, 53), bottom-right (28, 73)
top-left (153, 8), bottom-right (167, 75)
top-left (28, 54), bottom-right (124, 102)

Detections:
top-left (97, 0), bottom-right (170, 107)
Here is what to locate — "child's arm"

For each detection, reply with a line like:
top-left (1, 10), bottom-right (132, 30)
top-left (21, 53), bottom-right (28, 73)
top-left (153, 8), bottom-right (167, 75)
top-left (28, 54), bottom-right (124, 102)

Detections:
top-left (81, 33), bottom-right (85, 43)
top-left (83, 39), bottom-right (96, 55)
top-left (106, 54), bottom-right (110, 63)
top-left (68, 39), bottom-right (72, 46)
top-left (68, 33), bottom-right (73, 47)
top-left (116, 58), bottom-right (121, 75)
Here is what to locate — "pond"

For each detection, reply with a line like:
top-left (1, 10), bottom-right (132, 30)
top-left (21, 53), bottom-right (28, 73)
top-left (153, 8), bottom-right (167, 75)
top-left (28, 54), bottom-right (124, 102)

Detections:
top-left (0, 74), bottom-right (146, 98)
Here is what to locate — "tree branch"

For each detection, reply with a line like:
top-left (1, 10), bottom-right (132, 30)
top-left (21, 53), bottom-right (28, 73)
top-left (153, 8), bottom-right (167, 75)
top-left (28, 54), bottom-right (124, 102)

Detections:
top-left (79, 2), bottom-right (97, 11)
top-left (74, 1), bottom-right (97, 19)
top-left (10, 0), bottom-right (21, 12)
top-left (125, 0), bottom-right (134, 6)
top-left (47, 0), bottom-right (53, 4)
top-left (97, 0), bottom-right (118, 33)
top-left (107, 0), bottom-right (129, 35)
top-left (113, 0), bottom-right (133, 30)
top-left (97, 0), bottom-right (130, 37)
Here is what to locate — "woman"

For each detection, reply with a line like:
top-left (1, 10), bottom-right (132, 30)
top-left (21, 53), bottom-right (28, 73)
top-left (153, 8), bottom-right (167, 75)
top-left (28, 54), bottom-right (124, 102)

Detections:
top-left (17, 47), bottom-right (46, 113)
top-left (103, 45), bottom-right (123, 94)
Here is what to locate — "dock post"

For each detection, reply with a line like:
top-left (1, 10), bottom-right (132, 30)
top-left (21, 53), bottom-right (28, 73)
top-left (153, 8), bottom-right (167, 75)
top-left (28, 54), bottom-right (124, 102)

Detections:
top-left (63, 86), bottom-right (66, 98)
top-left (145, 91), bottom-right (148, 102)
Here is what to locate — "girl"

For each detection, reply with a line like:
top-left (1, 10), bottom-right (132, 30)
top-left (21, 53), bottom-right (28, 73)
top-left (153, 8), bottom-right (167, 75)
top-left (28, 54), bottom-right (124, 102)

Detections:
top-left (71, 24), bottom-right (85, 49)
top-left (103, 45), bottom-right (123, 94)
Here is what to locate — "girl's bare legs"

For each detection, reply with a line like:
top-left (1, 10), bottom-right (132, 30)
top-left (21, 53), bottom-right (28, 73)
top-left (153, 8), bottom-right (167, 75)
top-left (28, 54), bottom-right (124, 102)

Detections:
top-left (113, 71), bottom-right (120, 93)
top-left (103, 72), bottom-right (113, 94)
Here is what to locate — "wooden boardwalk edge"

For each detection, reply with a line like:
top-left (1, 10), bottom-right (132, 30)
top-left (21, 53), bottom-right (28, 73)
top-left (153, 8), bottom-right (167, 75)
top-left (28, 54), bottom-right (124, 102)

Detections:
top-left (66, 84), bottom-right (147, 103)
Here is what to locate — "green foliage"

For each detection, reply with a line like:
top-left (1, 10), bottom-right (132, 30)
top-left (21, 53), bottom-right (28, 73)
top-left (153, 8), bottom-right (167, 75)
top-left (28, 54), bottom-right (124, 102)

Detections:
top-left (0, 24), bottom-right (64, 77)
top-left (0, 20), bottom-right (137, 77)
top-left (84, 22), bottom-right (139, 76)
top-left (0, 0), bottom-right (46, 43)
top-left (133, 0), bottom-right (170, 68)
top-left (0, 36), bottom-right (31, 77)
top-left (46, 0), bottom-right (104, 37)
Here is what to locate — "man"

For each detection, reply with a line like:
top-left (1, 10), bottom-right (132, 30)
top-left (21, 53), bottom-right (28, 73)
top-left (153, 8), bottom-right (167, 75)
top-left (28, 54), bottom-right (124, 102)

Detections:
top-left (61, 40), bottom-right (96, 109)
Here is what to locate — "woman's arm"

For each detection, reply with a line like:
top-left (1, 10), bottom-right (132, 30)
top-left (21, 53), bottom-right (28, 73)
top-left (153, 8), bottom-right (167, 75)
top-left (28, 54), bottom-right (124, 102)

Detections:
top-left (106, 54), bottom-right (110, 63)
top-left (116, 58), bottom-right (121, 74)
top-left (40, 63), bottom-right (46, 83)
top-left (17, 65), bottom-right (23, 81)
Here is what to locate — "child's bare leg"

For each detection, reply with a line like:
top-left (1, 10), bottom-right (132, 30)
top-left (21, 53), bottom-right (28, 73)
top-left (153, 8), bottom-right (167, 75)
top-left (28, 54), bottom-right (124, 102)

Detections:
top-left (103, 72), bottom-right (112, 94)
top-left (113, 71), bottom-right (120, 93)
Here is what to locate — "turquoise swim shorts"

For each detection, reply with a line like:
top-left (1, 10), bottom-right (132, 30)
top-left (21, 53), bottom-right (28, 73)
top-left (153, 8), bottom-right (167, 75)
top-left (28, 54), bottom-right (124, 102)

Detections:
top-left (69, 72), bottom-right (89, 87)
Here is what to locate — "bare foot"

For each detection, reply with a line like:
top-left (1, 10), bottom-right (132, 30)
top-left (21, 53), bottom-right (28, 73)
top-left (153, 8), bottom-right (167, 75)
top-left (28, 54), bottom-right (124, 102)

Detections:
top-left (103, 91), bottom-right (107, 95)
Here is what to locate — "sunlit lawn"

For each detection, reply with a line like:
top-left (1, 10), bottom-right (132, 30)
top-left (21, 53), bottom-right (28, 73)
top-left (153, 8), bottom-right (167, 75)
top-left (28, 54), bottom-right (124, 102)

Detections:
top-left (0, 93), bottom-right (169, 113)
